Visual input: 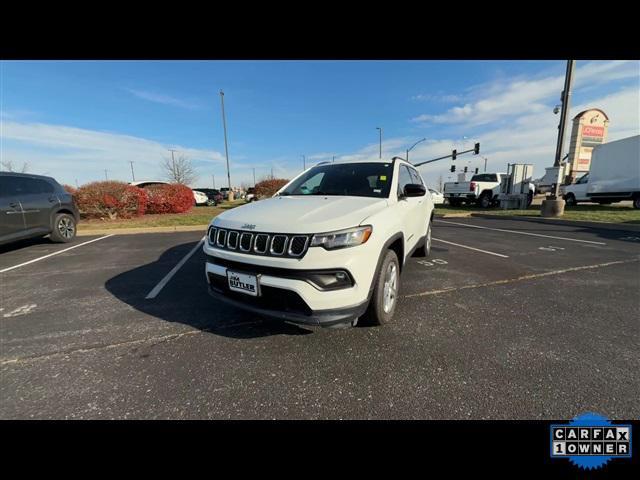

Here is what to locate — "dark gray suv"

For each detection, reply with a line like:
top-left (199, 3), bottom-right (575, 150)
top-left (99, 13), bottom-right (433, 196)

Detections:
top-left (0, 172), bottom-right (80, 246)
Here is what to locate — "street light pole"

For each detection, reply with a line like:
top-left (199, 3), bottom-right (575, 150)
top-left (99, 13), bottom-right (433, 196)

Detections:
top-left (128, 161), bottom-right (135, 182)
top-left (376, 127), bottom-right (382, 159)
top-left (104, 169), bottom-right (108, 180)
top-left (302, 155), bottom-right (306, 170)
top-left (406, 137), bottom-right (427, 163)
top-left (212, 174), bottom-right (215, 189)
top-left (252, 168), bottom-right (256, 186)
top-left (220, 90), bottom-right (232, 195)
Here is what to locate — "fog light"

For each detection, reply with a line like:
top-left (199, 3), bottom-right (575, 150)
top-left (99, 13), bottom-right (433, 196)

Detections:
top-left (306, 270), bottom-right (353, 290)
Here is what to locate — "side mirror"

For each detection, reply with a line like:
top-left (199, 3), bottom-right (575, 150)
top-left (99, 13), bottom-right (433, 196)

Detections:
top-left (403, 184), bottom-right (426, 197)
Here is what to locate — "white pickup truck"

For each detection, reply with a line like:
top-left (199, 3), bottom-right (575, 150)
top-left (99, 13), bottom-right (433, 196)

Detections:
top-left (444, 172), bottom-right (534, 208)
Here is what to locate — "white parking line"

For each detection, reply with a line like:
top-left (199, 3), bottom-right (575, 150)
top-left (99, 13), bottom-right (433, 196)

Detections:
top-left (435, 219), bottom-right (607, 245)
top-left (0, 235), bottom-right (115, 274)
top-left (145, 237), bottom-right (205, 300)
top-left (432, 237), bottom-right (509, 258)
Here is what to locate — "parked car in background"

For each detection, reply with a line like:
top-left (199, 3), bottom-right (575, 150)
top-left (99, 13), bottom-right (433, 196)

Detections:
top-left (194, 188), bottom-right (223, 206)
top-left (192, 190), bottom-right (209, 206)
top-left (444, 172), bottom-right (534, 208)
top-left (129, 180), bottom-right (205, 206)
top-left (428, 188), bottom-right (444, 205)
top-left (219, 187), bottom-right (230, 200)
top-left (560, 173), bottom-right (591, 206)
top-left (245, 187), bottom-right (257, 202)
top-left (0, 172), bottom-right (80, 245)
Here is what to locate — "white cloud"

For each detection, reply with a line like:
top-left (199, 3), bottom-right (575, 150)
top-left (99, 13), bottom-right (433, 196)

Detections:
top-left (126, 88), bottom-right (201, 110)
top-left (0, 121), bottom-right (225, 186)
top-left (412, 61), bottom-right (639, 127)
top-left (411, 93), bottom-right (462, 103)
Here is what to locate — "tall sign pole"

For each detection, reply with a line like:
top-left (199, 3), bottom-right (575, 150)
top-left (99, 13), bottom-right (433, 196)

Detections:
top-left (553, 60), bottom-right (576, 175)
top-left (220, 90), bottom-right (232, 195)
top-left (541, 60), bottom-right (575, 217)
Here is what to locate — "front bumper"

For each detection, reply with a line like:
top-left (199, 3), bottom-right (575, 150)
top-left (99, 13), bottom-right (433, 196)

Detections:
top-left (206, 281), bottom-right (368, 327)
top-left (204, 253), bottom-right (372, 326)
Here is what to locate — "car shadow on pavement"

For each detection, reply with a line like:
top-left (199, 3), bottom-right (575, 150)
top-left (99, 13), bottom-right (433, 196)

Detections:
top-left (105, 241), bottom-right (313, 339)
top-left (0, 236), bottom-right (56, 254)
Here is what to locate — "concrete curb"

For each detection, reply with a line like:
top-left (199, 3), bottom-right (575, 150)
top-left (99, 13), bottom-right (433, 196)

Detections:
top-left (77, 224), bottom-right (209, 236)
top-left (435, 213), bottom-right (640, 233)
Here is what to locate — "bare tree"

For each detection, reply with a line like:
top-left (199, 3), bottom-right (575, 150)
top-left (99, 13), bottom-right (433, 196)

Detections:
top-left (1, 160), bottom-right (29, 173)
top-left (160, 154), bottom-right (197, 185)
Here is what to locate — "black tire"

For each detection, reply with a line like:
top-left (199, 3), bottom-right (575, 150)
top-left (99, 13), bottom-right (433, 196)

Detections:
top-left (50, 213), bottom-right (76, 243)
top-left (478, 192), bottom-right (492, 208)
top-left (633, 196), bottom-right (640, 210)
top-left (413, 221), bottom-right (432, 257)
top-left (527, 192), bottom-right (533, 207)
top-left (362, 250), bottom-right (400, 326)
top-left (564, 193), bottom-right (576, 206)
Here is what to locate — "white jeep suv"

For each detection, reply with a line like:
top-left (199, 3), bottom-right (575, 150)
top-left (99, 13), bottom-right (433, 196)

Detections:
top-left (203, 158), bottom-right (434, 328)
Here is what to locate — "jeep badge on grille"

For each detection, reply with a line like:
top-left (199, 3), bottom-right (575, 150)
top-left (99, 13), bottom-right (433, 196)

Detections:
top-left (242, 224), bottom-right (256, 230)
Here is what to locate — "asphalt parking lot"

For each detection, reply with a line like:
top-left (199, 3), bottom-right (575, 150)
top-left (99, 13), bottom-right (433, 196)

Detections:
top-left (1, 216), bottom-right (639, 419)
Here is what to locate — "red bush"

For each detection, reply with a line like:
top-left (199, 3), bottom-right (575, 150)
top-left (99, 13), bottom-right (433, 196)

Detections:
top-left (75, 181), bottom-right (147, 220)
top-left (145, 183), bottom-right (194, 214)
top-left (255, 178), bottom-right (289, 199)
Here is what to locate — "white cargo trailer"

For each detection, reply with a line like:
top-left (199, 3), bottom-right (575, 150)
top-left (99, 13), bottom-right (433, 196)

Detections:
top-left (587, 135), bottom-right (640, 209)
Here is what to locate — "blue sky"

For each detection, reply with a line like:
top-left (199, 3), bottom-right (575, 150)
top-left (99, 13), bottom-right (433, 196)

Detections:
top-left (1, 60), bottom-right (638, 188)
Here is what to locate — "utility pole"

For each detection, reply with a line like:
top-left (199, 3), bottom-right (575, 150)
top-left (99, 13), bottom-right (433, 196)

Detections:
top-left (332, 156), bottom-right (335, 163)
top-left (220, 90), bottom-right (232, 198)
top-left (270, 166), bottom-right (274, 179)
top-left (302, 155), bottom-right (306, 170)
top-left (168, 148), bottom-right (178, 183)
top-left (104, 169), bottom-right (108, 180)
top-left (482, 156), bottom-right (488, 172)
top-left (212, 174), bottom-right (215, 189)
top-left (376, 127), bottom-right (382, 159)
top-left (252, 168), bottom-right (256, 186)
top-left (128, 161), bottom-right (135, 182)
top-left (541, 60), bottom-right (575, 218)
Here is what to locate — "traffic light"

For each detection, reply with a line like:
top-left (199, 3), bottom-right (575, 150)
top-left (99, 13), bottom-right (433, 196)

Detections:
top-left (452, 149), bottom-right (457, 160)
top-left (450, 165), bottom-right (456, 173)
top-left (464, 166), bottom-right (468, 173)
top-left (474, 167), bottom-right (479, 174)
top-left (474, 142), bottom-right (480, 155)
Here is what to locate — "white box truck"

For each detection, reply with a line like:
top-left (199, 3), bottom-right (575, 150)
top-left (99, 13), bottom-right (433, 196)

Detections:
top-left (586, 135), bottom-right (640, 209)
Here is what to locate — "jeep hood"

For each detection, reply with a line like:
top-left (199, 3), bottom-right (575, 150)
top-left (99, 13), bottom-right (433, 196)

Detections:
top-left (213, 196), bottom-right (387, 233)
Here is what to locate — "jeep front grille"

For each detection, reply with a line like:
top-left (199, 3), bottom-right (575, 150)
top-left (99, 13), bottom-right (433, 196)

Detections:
top-left (207, 227), bottom-right (311, 258)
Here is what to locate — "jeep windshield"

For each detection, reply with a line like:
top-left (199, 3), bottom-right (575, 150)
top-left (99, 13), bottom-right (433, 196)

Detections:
top-left (279, 162), bottom-right (394, 198)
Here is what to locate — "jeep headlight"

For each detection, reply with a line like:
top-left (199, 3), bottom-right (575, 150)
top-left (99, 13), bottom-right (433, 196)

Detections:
top-left (310, 225), bottom-right (372, 250)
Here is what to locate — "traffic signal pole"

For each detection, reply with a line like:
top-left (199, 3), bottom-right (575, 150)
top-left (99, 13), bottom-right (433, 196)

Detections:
top-left (411, 143), bottom-right (480, 168)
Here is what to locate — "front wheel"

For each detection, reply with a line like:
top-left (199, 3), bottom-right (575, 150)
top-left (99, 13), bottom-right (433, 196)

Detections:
top-left (50, 213), bottom-right (77, 243)
top-left (362, 250), bottom-right (400, 326)
top-left (564, 193), bottom-right (576, 206)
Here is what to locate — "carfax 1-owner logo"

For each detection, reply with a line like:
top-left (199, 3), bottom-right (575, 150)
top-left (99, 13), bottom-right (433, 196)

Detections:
top-left (550, 412), bottom-right (632, 470)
